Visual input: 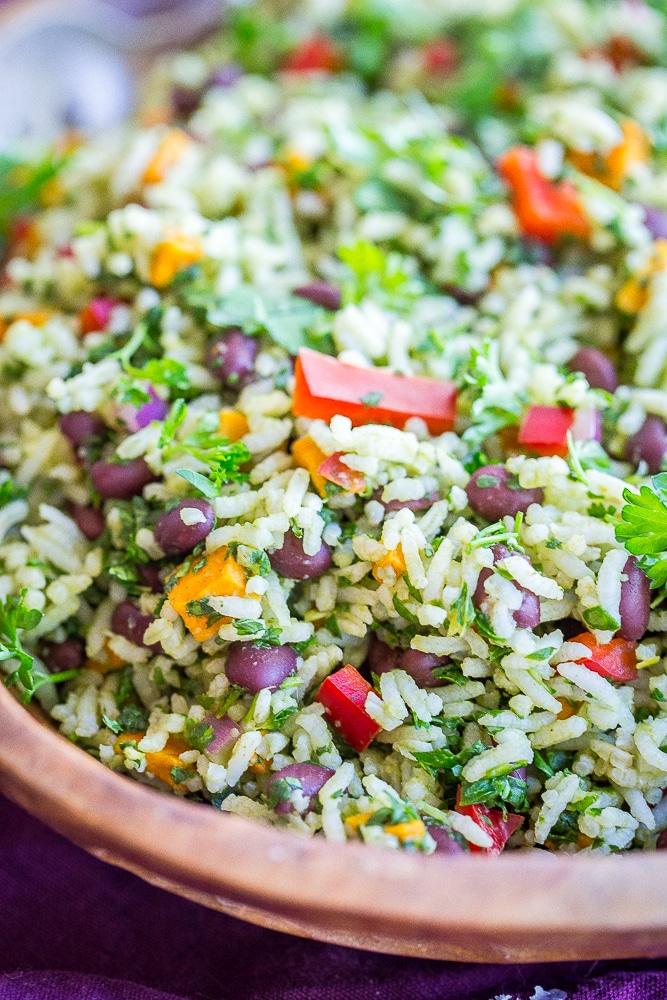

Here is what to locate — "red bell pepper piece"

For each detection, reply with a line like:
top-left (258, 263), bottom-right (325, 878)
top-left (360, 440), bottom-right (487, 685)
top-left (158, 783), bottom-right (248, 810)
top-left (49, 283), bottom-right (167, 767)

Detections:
top-left (569, 632), bottom-right (638, 683)
top-left (497, 146), bottom-right (591, 244)
top-left (317, 452), bottom-right (367, 494)
top-left (283, 35), bottom-right (343, 73)
top-left (422, 39), bottom-right (458, 77)
top-left (293, 348), bottom-right (458, 435)
top-left (456, 791), bottom-right (523, 855)
top-left (79, 296), bottom-right (120, 335)
top-left (517, 404), bottom-right (601, 457)
top-left (316, 665), bottom-right (381, 752)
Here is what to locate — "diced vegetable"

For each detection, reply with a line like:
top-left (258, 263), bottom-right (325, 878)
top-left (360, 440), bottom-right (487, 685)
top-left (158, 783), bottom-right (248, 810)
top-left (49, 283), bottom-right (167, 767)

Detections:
top-left (384, 818), bottom-right (426, 842)
top-left (518, 404), bottom-right (600, 457)
top-left (86, 641), bottom-right (124, 674)
top-left (315, 664), bottom-right (381, 752)
top-left (372, 545), bottom-right (406, 583)
top-left (283, 35), bottom-right (342, 73)
top-left (616, 240), bottom-right (667, 315)
top-left (167, 545), bottom-right (247, 642)
top-left (293, 348), bottom-right (458, 434)
top-left (142, 129), bottom-right (192, 185)
top-left (344, 811), bottom-right (373, 831)
top-left (0, 309), bottom-right (51, 341)
top-left (497, 146), bottom-right (591, 243)
top-left (218, 409), bottom-right (249, 442)
top-left (569, 632), bottom-right (638, 683)
top-left (456, 794), bottom-right (523, 855)
top-left (115, 732), bottom-right (190, 786)
top-left (292, 435), bottom-right (328, 496)
top-left (571, 119), bottom-right (649, 191)
top-left (79, 297), bottom-right (120, 335)
top-left (150, 234), bottom-right (203, 288)
top-left (317, 452), bottom-right (367, 494)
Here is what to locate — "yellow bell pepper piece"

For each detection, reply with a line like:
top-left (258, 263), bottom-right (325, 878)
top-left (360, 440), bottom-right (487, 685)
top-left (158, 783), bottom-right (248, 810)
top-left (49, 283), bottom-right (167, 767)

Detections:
top-left (218, 409), bottom-right (250, 442)
top-left (167, 545), bottom-right (247, 642)
top-left (150, 234), bottom-right (203, 288)
top-left (292, 436), bottom-right (328, 497)
top-left (142, 129), bottom-right (192, 185)
top-left (384, 819), bottom-right (426, 842)
top-left (115, 732), bottom-right (190, 787)
top-left (372, 544), bottom-right (406, 584)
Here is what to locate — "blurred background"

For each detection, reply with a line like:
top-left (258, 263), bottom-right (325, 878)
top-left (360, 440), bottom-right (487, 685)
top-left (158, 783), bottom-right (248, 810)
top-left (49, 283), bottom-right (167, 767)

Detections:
top-left (0, 0), bottom-right (226, 145)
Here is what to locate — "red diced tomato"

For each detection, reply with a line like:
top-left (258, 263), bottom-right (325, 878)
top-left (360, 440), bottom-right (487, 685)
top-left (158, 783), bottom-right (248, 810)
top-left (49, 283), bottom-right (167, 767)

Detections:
top-left (79, 297), bottom-right (120, 335)
top-left (293, 348), bottom-right (458, 435)
top-left (315, 665), bottom-right (381, 753)
top-left (569, 632), bottom-right (638, 683)
top-left (518, 404), bottom-right (601, 457)
top-left (283, 35), bottom-right (342, 73)
top-left (518, 405), bottom-right (574, 457)
top-left (422, 39), bottom-right (458, 77)
top-left (456, 792), bottom-right (523, 855)
top-left (317, 452), bottom-right (367, 494)
top-left (497, 146), bottom-right (591, 244)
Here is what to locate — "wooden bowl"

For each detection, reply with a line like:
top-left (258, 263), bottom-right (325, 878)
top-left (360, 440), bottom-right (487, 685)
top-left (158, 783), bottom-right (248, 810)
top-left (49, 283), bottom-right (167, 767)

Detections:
top-left (2, 683), bottom-right (667, 963)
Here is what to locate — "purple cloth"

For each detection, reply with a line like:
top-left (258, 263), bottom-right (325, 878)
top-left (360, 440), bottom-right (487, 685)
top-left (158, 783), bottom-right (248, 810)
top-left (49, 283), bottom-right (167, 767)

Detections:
top-left (2, 795), bottom-right (667, 1000)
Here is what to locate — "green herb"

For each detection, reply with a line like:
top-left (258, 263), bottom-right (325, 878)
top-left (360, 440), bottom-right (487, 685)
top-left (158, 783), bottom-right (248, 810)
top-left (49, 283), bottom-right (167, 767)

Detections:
top-left (102, 714), bottom-right (122, 735)
top-left (159, 399), bottom-right (187, 448)
top-left (185, 283), bottom-right (329, 356)
top-left (462, 340), bottom-right (524, 449)
top-left (582, 606), bottom-right (620, 631)
top-left (616, 474), bottom-right (667, 589)
top-left (102, 703), bottom-right (148, 734)
top-left (339, 240), bottom-right (424, 310)
top-left (567, 436), bottom-right (610, 484)
top-left (236, 545), bottom-right (271, 577)
top-left (359, 391), bottom-right (384, 408)
top-left (412, 740), bottom-right (486, 779)
top-left (527, 647), bottom-right (555, 661)
top-left (266, 704), bottom-right (299, 731)
top-left (176, 469), bottom-right (219, 498)
top-left (652, 688), bottom-right (666, 703)
top-left (532, 748), bottom-right (570, 778)
top-left (0, 477), bottom-right (27, 509)
top-left (451, 582), bottom-right (475, 632)
top-left (185, 598), bottom-right (224, 629)
top-left (185, 718), bottom-right (215, 751)
top-left (431, 663), bottom-right (468, 686)
top-left (392, 594), bottom-right (419, 624)
top-left (170, 766), bottom-right (196, 785)
top-left (266, 775), bottom-right (302, 810)
top-left (2, 592), bottom-right (65, 703)
top-left (545, 537), bottom-right (562, 549)
top-left (234, 620), bottom-right (282, 647)
top-left (0, 150), bottom-right (66, 245)
top-left (459, 773), bottom-right (529, 812)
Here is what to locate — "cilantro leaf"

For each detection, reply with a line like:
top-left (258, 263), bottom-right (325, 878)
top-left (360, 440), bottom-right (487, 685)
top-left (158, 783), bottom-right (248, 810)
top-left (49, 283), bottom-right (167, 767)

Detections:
top-left (2, 591), bottom-right (71, 703)
top-left (176, 469), bottom-right (219, 499)
top-left (185, 284), bottom-right (329, 356)
top-left (413, 740), bottom-right (486, 779)
top-left (0, 476), bottom-right (27, 509)
top-left (582, 606), bottom-right (620, 632)
top-left (185, 718), bottom-right (215, 751)
top-left (617, 476), bottom-right (667, 556)
top-left (459, 772), bottom-right (529, 812)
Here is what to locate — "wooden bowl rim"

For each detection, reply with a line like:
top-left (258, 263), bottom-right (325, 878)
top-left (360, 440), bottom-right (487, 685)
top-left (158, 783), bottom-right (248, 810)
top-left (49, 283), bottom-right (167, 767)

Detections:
top-left (3, 682), bottom-right (667, 943)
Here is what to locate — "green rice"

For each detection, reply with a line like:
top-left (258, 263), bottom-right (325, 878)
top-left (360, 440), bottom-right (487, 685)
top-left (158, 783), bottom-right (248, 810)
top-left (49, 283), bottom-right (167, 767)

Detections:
top-left (3, 0), bottom-right (667, 855)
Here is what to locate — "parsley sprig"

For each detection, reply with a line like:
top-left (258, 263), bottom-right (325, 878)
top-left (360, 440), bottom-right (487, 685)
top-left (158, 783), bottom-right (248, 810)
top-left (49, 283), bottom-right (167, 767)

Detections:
top-left (2, 592), bottom-right (77, 703)
top-left (616, 473), bottom-right (667, 589)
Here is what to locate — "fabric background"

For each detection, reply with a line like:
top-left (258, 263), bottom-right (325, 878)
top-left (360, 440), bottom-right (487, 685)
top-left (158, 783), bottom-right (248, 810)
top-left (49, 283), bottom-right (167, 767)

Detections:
top-left (2, 795), bottom-right (667, 1000)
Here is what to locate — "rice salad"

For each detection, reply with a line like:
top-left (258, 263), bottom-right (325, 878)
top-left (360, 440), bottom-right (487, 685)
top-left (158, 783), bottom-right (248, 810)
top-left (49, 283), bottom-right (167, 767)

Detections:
top-left (4, 0), bottom-right (667, 857)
